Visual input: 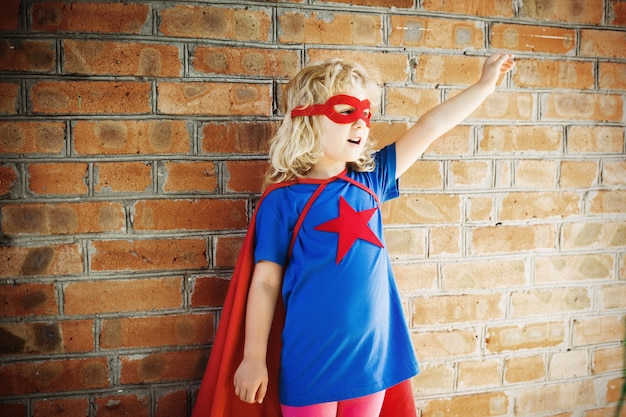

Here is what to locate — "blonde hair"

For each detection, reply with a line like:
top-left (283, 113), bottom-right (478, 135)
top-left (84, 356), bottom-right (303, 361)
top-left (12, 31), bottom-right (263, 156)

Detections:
top-left (266, 59), bottom-right (381, 184)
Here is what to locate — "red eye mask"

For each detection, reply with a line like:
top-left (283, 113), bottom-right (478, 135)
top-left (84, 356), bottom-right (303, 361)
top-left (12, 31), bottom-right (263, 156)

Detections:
top-left (290, 95), bottom-right (372, 127)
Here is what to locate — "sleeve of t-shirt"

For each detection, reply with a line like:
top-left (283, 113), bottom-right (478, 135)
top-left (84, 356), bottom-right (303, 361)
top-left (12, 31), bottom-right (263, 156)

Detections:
top-left (253, 189), bottom-right (291, 266)
top-left (371, 142), bottom-right (400, 203)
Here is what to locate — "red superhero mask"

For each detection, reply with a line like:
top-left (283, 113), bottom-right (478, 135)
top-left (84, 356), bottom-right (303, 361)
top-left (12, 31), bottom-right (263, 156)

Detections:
top-left (290, 95), bottom-right (372, 127)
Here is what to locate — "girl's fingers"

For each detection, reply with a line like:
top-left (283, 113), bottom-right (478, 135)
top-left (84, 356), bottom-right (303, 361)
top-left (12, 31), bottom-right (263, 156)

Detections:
top-left (257, 382), bottom-right (268, 404)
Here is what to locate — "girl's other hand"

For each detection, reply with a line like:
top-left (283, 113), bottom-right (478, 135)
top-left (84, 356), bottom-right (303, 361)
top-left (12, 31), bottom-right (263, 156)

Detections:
top-left (233, 358), bottom-right (269, 404)
top-left (479, 52), bottom-right (515, 91)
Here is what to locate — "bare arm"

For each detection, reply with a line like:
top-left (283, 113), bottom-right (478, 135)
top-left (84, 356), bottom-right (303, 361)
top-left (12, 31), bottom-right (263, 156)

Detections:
top-left (233, 260), bottom-right (283, 404)
top-left (395, 53), bottom-right (515, 178)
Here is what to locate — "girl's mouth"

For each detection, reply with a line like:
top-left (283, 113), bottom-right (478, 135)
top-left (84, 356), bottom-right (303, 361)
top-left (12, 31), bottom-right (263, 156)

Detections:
top-left (347, 137), bottom-right (361, 145)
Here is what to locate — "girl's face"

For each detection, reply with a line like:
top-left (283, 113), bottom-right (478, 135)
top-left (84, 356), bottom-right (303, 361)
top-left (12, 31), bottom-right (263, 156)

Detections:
top-left (313, 86), bottom-right (370, 177)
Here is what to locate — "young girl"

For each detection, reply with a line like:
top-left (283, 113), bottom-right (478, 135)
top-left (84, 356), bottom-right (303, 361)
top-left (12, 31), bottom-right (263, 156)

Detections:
top-left (192, 53), bottom-right (514, 417)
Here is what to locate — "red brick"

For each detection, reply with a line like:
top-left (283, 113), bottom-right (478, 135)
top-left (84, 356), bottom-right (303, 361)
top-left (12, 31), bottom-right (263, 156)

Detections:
top-left (500, 192), bottom-right (580, 220)
top-left (32, 2), bottom-right (150, 34)
top-left (0, 357), bottom-right (109, 396)
top-left (607, 377), bottom-right (626, 404)
top-left (535, 253), bottom-right (614, 283)
top-left (191, 275), bottom-right (230, 308)
top-left (0, 402), bottom-right (25, 417)
top-left (133, 199), bottom-right (246, 231)
top-left (370, 121), bottom-right (413, 150)
top-left (480, 125), bottom-right (562, 153)
top-left (278, 10), bottom-right (382, 46)
top-left (602, 160), bottom-right (626, 186)
top-left (0, 320), bottom-right (93, 355)
top-left (389, 16), bottom-right (484, 50)
top-left (73, 120), bottom-right (191, 155)
top-left (422, 0), bottom-right (513, 17)
top-left (155, 389), bottom-right (189, 417)
top-left (28, 162), bottom-right (88, 195)
top-left (504, 355), bottom-right (545, 384)
top-left (94, 393), bottom-right (149, 417)
top-left (225, 160), bottom-right (268, 193)
top-left (89, 238), bottom-right (207, 272)
top-left (160, 5), bottom-right (271, 41)
top-left (448, 160), bottom-right (491, 189)
top-left (513, 58), bottom-right (594, 89)
top-left (466, 91), bottom-right (534, 121)
top-left (32, 397), bottom-right (90, 417)
top-left (591, 344), bottom-right (623, 375)
top-left (441, 259), bottom-right (526, 291)
top-left (511, 288), bottom-right (591, 318)
top-left (416, 54), bottom-right (485, 85)
top-left (0, 82), bottom-right (20, 115)
top-left (581, 29), bottom-right (626, 59)
top-left (589, 190), bottom-right (626, 215)
top-left (519, 0), bottom-right (604, 24)
top-left (120, 350), bottom-right (209, 384)
top-left (412, 328), bottom-right (480, 360)
top-left (587, 405), bottom-right (619, 417)
top-left (457, 358), bottom-right (506, 388)
top-left (31, 81), bottom-right (151, 115)
top-left (0, 39), bottom-right (55, 73)
top-left (308, 49), bottom-right (409, 84)
top-left (567, 126), bottom-right (624, 154)
top-left (157, 82), bottom-right (271, 116)
top-left (0, 164), bottom-right (19, 197)
top-left (0, 121), bottom-right (65, 154)
top-left (382, 194), bottom-right (461, 224)
top-left (609, 0), bottom-right (626, 25)
top-left (0, 0), bottom-right (20, 31)
top-left (385, 87), bottom-right (440, 118)
top-left (201, 121), bottom-right (276, 154)
top-left (159, 161), bottom-right (218, 193)
top-left (214, 235), bottom-right (245, 269)
top-left (560, 161), bottom-right (598, 188)
top-left (486, 321), bottom-right (566, 353)
top-left (385, 228), bottom-right (426, 260)
top-left (399, 160), bottom-right (443, 190)
top-left (320, 0), bottom-right (412, 6)
top-left (0, 243), bottom-right (83, 278)
top-left (192, 46), bottom-right (300, 78)
top-left (542, 92), bottom-right (624, 122)
top-left (63, 40), bottom-right (181, 77)
top-left (490, 23), bottom-right (575, 55)
top-left (516, 381), bottom-right (596, 414)
top-left (470, 224), bottom-right (556, 254)
top-left (412, 294), bottom-right (504, 326)
top-left (423, 125), bottom-right (473, 156)
top-left (0, 283), bottom-right (58, 318)
top-left (64, 277), bottom-right (183, 315)
top-left (94, 161), bottom-right (153, 194)
top-left (2, 202), bottom-right (125, 235)
top-left (100, 313), bottom-right (214, 349)
top-left (599, 62), bottom-right (626, 90)
top-left (420, 392), bottom-right (509, 416)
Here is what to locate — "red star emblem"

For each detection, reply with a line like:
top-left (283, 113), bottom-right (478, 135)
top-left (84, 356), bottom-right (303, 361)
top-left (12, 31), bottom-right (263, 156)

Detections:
top-left (314, 196), bottom-right (384, 264)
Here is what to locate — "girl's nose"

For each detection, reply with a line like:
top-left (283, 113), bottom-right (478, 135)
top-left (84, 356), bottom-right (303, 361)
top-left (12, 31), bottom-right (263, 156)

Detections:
top-left (352, 117), bottom-right (367, 128)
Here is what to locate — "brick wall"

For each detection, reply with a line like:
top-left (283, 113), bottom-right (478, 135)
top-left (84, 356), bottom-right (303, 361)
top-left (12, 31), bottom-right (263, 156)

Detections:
top-left (0, 0), bottom-right (624, 416)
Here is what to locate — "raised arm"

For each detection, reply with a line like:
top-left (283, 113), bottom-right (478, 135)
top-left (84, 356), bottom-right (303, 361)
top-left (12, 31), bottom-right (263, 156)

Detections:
top-left (233, 260), bottom-right (283, 404)
top-left (394, 53), bottom-right (515, 178)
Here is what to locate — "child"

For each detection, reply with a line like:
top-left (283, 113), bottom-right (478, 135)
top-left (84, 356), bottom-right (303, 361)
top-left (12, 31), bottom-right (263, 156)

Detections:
top-left (192, 53), bottom-right (514, 417)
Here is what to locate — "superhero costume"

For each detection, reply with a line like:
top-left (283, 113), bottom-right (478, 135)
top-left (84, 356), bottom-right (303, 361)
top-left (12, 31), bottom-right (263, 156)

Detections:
top-left (192, 144), bottom-right (419, 417)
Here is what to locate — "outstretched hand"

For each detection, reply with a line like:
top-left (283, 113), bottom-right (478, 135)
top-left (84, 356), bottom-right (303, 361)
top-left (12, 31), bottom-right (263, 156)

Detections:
top-left (479, 53), bottom-right (515, 90)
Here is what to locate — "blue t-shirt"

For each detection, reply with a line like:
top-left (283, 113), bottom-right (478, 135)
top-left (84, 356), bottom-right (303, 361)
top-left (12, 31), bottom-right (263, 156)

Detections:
top-left (254, 144), bottom-right (420, 406)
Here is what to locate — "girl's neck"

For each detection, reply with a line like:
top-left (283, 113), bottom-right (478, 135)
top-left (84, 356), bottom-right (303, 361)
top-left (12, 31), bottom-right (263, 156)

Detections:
top-left (305, 162), bottom-right (347, 180)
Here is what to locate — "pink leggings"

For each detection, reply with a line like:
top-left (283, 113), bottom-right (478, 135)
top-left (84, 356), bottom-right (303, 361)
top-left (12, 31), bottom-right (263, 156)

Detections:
top-left (280, 390), bottom-right (386, 417)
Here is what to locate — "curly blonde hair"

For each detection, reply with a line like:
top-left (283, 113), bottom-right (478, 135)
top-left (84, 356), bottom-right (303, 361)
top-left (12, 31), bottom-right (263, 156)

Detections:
top-left (266, 59), bottom-right (381, 184)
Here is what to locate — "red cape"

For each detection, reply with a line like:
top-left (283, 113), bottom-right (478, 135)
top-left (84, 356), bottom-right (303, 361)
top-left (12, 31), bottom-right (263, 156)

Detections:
top-left (191, 183), bottom-right (417, 417)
